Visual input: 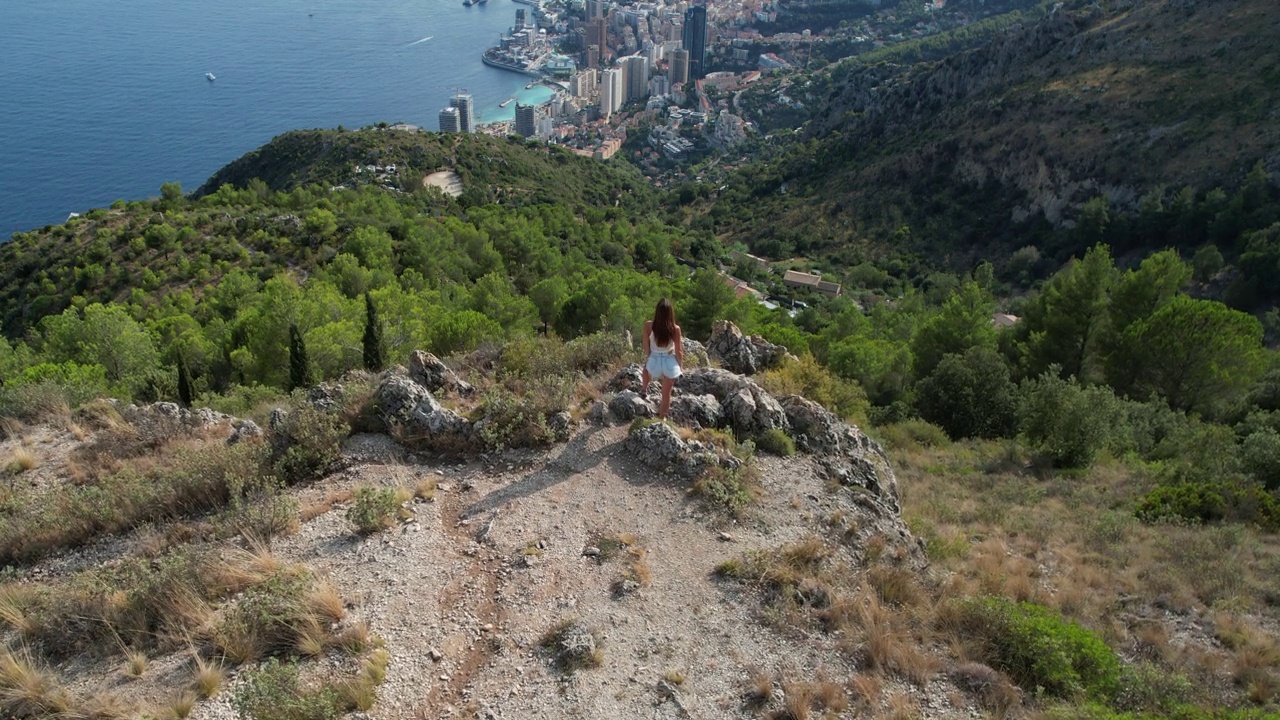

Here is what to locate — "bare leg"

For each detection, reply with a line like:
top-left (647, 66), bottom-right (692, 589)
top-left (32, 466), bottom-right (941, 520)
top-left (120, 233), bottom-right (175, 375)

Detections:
top-left (658, 378), bottom-right (674, 419)
top-left (640, 366), bottom-right (651, 398)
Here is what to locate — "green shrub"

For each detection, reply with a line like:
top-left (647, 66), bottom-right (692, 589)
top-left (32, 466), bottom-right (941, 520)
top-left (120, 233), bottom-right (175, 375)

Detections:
top-left (1042, 703), bottom-right (1277, 720)
top-left (346, 486), bottom-right (402, 535)
top-left (759, 354), bottom-right (869, 424)
top-left (270, 405), bottom-right (349, 485)
top-left (214, 570), bottom-right (315, 662)
top-left (565, 332), bottom-right (631, 374)
top-left (1021, 372), bottom-right (1126, 468)
top-left (232, 658), bottom-right (343, 720)
top-left (1114, 661), bottom-right (1192, 714)
top-left (916, 348), bottom-right (1019, 440)
top-left (197, 384), bottom-right (290, 418)
top-left (754, 428), bottom-right (795, 457)
top-left (946, 596), bottom-right (1120, 701)
top-left (1240, 427), bottom-right (1280, 490)
top-left (874, 419), bottom-right (951, 451)
top-left (691, 464), bottom-right (758, 518)
top-left (1136, 478), bottom-right (1280, 530)
top-left (474, 374), bottom-right (574, 450)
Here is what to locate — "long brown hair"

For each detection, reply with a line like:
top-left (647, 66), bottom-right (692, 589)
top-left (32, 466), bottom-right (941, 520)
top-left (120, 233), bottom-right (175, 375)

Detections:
top-left (652, 298), bottom-right (676, 348)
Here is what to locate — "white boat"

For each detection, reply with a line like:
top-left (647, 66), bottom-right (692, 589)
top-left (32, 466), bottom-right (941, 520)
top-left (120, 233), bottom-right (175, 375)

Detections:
top-left (205, 72), bottom-right (216, 81)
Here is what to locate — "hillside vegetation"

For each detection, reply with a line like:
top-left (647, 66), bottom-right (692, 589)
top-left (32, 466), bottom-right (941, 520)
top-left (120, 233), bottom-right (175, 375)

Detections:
top-left (196, 127), bottom-right (656, 214)
top-left (684, 0), bottom-right (1280, 276)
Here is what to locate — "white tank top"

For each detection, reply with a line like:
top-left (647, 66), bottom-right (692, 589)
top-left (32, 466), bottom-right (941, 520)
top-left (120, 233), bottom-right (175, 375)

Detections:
top-left (650, 331), bottom-right (675, 354)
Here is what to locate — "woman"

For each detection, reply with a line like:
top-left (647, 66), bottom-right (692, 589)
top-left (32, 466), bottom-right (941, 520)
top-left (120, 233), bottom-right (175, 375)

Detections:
top-left (642, 298), bottom-right (683, 420)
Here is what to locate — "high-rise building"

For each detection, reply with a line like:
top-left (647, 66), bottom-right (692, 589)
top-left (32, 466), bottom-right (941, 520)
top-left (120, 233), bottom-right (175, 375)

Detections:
top-left (587, 44), bottom-right (600, 69)
top-left (516, 8), bottom-right (528, 28)
top-left (649, 74), bottom-right (670, 98)
top-left (438, 106), bottom-right (461, 132)
top-left (621, 55), bottom-right (649, 103)
top-left (450, 93), bottom-right (475, 133)
top-left (570, 68), bottom-right (598, 98)
top-left (681, 5), bottom-right (707, 80)
top-left (669, 49), bottom-right (689, 85)
top-left (599, 68), bottom-right (623, 117)
top-left (515, 103), bottom-right (539, 138)
top-left (586, 0), bottom-right (605, 20)
top-left (587, 17), bottom-right (607, 58)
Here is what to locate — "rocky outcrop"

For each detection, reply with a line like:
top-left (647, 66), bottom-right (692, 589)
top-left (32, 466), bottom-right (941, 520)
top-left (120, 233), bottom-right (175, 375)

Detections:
top-left (409, 350), bottom-right (474, 396)
top-left (609, 390), bottom-right (653, 422)
top-left (376, 375), bottom-right (475, 452)
top-left (675, 368), bottom-right (790, 437)
top-left (667, 394), bottom-right (720, 429)
top-left (780, 395), bottom-right (898, 512)
top-left (681, 338), bottom-right (711, 368)
top-left (120, 401), bottom-right (264, 446)
top-left (607, 364), bottom-right (645, 393)
top-left (623, 421), bottom-right (738, 479)
top-left (705, 321), bottom-right (795, 375)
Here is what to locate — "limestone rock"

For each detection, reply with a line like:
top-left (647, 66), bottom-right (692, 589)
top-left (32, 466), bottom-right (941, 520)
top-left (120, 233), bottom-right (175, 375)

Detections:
top-left (307, 383), bottom-right (343, 411)
top-left (722, 386), bottom-right (789, 436)
top-left (608, 391), bottom-right (652, 422)
top-left (623, 420), bottom-right (731, 478)
top-left (607, 364), bottom-right (645, 393)
top-left (681, 338), bottom-right (711, 368)
top-left (779, 394), bottom-right (898, 512)
top-left (548, 411), bottom-right (574, 441)
top-left (706, 320), bottom-right (795, 375)
top-left (375, 375), bottom-right (474, 452)
top-left (667, 394), bottom-right (721, 429)
top-left (409, 350), bottom-right (474, 396)
top-left (227, 419), bottom-right (263, 445)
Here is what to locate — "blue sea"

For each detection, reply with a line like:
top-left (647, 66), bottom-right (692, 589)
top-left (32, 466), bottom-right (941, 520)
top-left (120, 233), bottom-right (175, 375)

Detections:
top-left (0, 0), bottom-right (555, 237)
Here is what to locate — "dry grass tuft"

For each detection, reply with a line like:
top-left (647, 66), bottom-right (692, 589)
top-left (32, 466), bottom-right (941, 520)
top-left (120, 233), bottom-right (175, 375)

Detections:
top-left (191, 654), bottom-right (225, 699)
top-left (0, 583), bottom-right (39, 636)
top-left (848, 673), bottom-right (882, 707)
top-left (413, 478), bottom-right (437, 501)
top-left (745, 667), bottom-right (774, 707)
top-left (306, 580), bottom-right (347, 624)
top-left (886, 691), bottom-right (920, 720)
top-left (663, 669), bottom-right (686, 686)
top-left (169, 690), bottom-right (197, 719)
top-left (0, 647), bottom-right (74, 717)
top-left (777, 678), bottom-right (813, 720)
top-left (123, 649), bottom-right (148, 679)
top-left (336, 621), bottom-right (373, 654)
top-left (7, 448), bottom-right (37, 473)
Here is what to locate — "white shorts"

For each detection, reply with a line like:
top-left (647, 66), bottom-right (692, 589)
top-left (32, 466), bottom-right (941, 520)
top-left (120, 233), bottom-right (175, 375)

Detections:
top-left (646, 352), bottom-right (682, 380)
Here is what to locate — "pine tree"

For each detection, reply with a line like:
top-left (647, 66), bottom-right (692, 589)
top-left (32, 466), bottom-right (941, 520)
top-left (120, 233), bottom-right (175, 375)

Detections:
top-left (362, 292), bottom-right (385, 372)
top-left (289, 324), bottom-right (312, 391)
top-left (176, 354), bottom-right (193, 408)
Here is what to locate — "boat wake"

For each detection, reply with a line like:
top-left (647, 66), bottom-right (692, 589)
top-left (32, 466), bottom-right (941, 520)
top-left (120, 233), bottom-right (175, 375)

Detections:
top-left (405, 35), bottom-right (434, 47)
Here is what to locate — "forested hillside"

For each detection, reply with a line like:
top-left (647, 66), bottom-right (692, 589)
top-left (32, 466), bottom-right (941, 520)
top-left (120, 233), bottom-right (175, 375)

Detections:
top-left (682, 0), bottom-right (1280, 286)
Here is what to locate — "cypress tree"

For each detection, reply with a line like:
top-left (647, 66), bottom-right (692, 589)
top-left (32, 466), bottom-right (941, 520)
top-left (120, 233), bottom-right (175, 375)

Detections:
top-left (176, 354), bottom-right (193, 408)
top-left (362, 292), bottom-right (386, 372)
top-left (289, 324), bottom-right (312, 391)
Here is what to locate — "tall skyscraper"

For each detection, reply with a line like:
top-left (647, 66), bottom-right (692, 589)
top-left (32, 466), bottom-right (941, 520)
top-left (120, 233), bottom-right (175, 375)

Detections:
top-left (621, 55), bottom-right (649, 103)
top-left (515, 103), bottom-right (539, 138)
top-left (587, 17), bottom-right (607, 59)
top-left (438, 106), bottom-right (461, 132)
top-left (669, 49), bottom-right (689, 85)
top-left (450, 93), bottom-right (475, 133)
top-left (599, 68), bottom-right (622, 117)
top-left (681, 5), bottom-right (707, 80)
top-left (586, 0), bottom-right (604, 20)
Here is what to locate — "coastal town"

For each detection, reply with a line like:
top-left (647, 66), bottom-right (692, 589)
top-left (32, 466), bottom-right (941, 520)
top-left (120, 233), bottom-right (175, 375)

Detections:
top-left (438, 0), bottom-right (981, 165)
